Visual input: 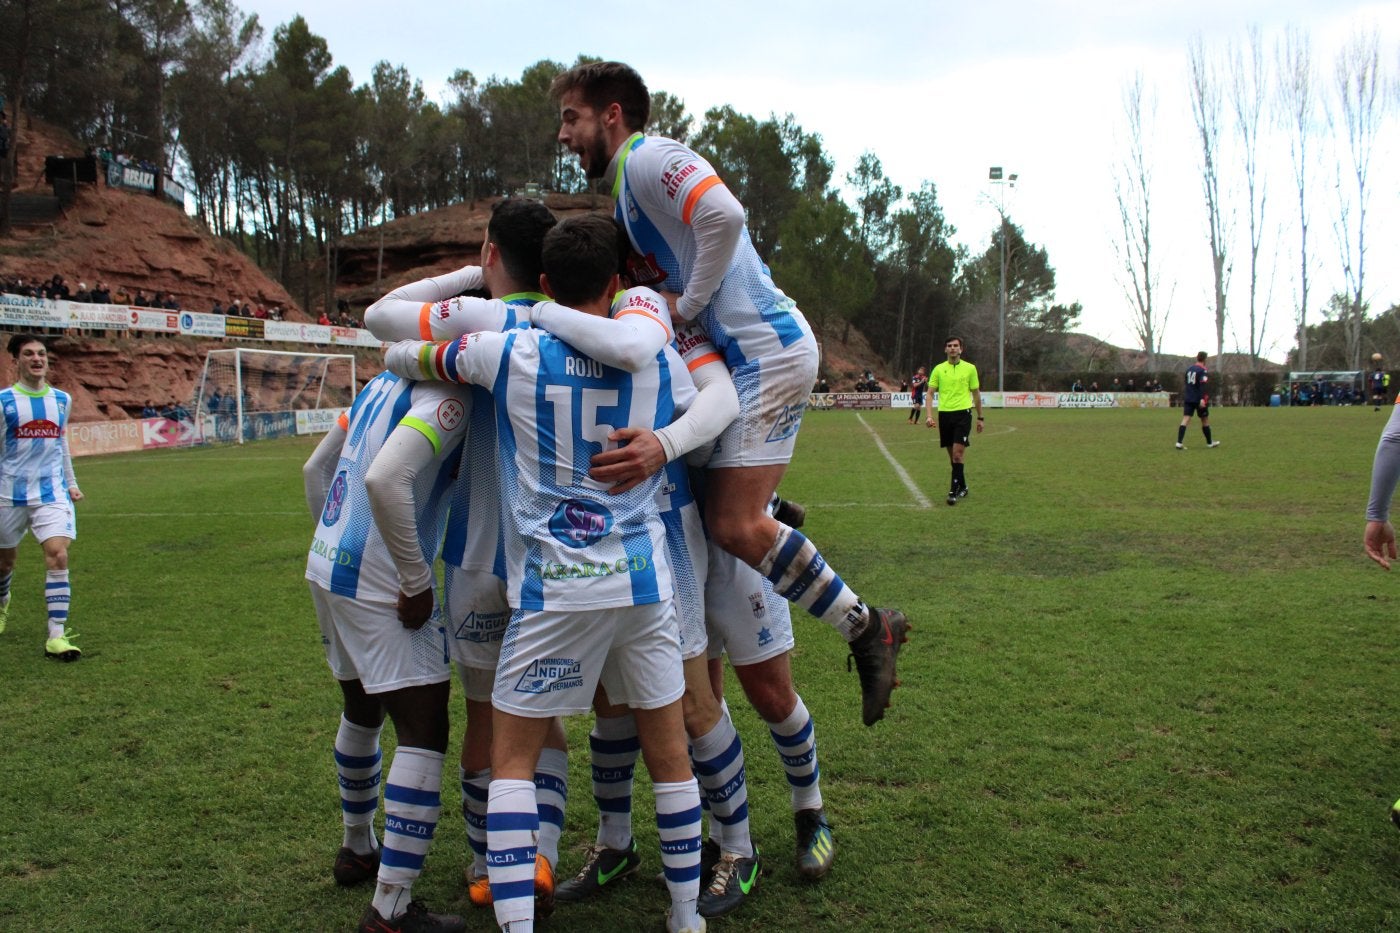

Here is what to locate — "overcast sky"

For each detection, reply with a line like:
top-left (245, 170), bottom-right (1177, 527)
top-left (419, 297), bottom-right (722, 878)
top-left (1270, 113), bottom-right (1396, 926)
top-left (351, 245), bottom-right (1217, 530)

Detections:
top-left (240, 0), bottom-right (1400, 361)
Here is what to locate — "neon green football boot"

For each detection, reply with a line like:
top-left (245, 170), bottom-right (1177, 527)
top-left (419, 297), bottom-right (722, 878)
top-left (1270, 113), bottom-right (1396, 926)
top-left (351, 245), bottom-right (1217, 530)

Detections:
top-left (44, 630), bottom-right (81, 661)
top-left (0, 594), bottom-right (9, 635)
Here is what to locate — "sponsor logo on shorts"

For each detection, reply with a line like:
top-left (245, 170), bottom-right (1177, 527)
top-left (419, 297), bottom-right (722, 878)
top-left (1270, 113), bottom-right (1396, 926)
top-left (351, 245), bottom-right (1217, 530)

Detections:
top-left (453, 609), bottom-right (507, 644)
top-left (766, 401), bottom-right (806, 442)
top-left (748, 592), bottom-right (764, 618)
top-left (514, 657), bottom-right (584, 695)
top-left (757, 626), bottom-right (773, 647)
top-left (548, 498), bottom-right (613, 548)
top-left (321, 471), bottom-right (348, 526)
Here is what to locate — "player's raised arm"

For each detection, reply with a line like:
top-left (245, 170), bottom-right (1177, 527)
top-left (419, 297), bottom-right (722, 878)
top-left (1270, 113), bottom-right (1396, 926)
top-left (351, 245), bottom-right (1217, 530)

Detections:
top-left (365, 264), bottom-right (517, 342)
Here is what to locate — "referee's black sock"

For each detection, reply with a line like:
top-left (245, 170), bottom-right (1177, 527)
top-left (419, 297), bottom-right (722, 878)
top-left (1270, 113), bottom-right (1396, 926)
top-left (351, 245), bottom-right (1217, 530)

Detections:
top-left (1177, 425), bottom-right (1187, 444)
top-left (952, 462), bottom-right (965, 490)
top-left (1203, 426), bottom-right (1213, 444)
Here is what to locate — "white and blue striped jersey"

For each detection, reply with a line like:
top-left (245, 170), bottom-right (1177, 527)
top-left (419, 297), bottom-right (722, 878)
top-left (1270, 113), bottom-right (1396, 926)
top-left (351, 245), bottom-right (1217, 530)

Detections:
top-left (452, 326), bottom-right (679, 611)
top-left (306, 372), bottom-right (470, 605)
top-left (612, 133), bottom-right (815, 369)
top-left (440, 294), bottom-right (546, 579)
top-left (0, 383), bottom-right (75, 506)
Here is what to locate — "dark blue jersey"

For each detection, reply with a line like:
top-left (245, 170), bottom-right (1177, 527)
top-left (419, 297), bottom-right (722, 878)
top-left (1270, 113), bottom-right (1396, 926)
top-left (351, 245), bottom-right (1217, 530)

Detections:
top-left (1184, 363), bottom-right (1209, 404)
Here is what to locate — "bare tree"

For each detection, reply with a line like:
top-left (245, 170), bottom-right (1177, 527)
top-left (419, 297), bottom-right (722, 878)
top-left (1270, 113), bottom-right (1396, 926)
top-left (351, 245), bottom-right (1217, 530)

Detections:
top-left (1276, 26), bottom-right (1317, 370)
top-left (1188, 35), bottom-right (1232, 367)
top-left (1330, 26), bottom-right (1383, 371)
top-left (1112, 71), bottom-right (1171, 368)
top-left (1229, 25), bottom-right (1270, 366)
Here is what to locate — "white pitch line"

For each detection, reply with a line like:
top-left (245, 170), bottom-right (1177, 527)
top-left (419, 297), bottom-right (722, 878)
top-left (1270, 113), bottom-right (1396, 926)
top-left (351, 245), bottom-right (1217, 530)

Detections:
top-left (855, 413), bottom-right (932, 509)
top-left (83, 511), bottom-right (306, 518)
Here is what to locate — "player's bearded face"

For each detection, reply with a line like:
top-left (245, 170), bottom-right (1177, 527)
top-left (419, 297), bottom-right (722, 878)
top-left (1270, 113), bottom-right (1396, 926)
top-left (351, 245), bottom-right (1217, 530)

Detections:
top-left (558, 94), bottom-right (613, 180)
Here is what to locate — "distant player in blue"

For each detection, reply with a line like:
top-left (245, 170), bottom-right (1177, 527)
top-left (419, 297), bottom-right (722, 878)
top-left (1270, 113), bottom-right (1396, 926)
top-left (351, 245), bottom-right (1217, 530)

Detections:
top-left (1177, 351), bottom-right (1219, 450)
top-left (0, 334), bottom-right (83, 660)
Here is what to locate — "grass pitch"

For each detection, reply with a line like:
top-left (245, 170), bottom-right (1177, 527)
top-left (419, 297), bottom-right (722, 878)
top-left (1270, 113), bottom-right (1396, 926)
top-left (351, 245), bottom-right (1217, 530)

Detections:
top-left (2, 406), bottom-right (1398, 931)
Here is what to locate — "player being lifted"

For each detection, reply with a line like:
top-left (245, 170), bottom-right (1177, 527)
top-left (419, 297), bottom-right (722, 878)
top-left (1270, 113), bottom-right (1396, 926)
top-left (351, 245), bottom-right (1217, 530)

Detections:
top-left (550, 61), bottom-right (909, 727)
top-left (0, 334), bottom-right (84, 661)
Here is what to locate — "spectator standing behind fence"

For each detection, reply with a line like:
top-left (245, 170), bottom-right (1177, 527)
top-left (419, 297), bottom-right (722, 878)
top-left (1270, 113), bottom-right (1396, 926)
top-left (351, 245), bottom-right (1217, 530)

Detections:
top-left (1176, 351), bottom-right (1219, 450)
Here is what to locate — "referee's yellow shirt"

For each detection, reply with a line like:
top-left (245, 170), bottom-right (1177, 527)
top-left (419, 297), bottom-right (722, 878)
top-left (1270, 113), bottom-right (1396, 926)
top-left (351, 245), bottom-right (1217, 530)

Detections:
top-left (931, 360), bottom-right (979, 411)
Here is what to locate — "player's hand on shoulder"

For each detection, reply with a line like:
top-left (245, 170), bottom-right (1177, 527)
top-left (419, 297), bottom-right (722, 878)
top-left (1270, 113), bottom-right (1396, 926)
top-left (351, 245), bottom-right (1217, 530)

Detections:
top-left (589, 428), bottom-right (664, 494)
top-left (397, 587), bottom-right (435, 629)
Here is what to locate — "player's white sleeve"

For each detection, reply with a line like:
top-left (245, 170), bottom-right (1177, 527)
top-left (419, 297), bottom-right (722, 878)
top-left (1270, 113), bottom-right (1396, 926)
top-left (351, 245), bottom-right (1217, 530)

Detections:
top-left (61, 431), bottom-right (79, 494)
top-left (654, 356), bottom-right (737, 464)
top-left (675, 183), bottom-right (745, 321)
top-left (1366, 402), bottom-right (1400, 521)
top-left (302, 421), bottom-right (347, 520)
top-left (529, 290), bottom-right (673, 372)
top-left (364, 425), bottom-right (439, 596)
top-left (364, 264), bottom-right (489, 340)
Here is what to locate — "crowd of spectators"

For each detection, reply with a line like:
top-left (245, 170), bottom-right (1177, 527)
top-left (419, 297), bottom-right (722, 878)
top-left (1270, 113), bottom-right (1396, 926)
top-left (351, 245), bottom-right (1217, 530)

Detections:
top-left (1289, 380), bottom-right (1363, 406)
top-left (1103, 377), bottom-right (1164, 393)
top-left (3, 272), bottom-right (183, 310)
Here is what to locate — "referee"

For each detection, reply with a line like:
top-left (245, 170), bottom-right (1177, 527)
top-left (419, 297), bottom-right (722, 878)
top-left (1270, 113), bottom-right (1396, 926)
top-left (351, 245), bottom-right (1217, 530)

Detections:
top-left (924, 336), bottom-right (984, 506)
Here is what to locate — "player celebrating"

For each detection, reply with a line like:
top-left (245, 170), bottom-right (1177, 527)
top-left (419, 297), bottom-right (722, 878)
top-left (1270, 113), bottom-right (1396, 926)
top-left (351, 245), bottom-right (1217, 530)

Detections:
top-left (302, 367), bottom-right (471, 933)
top-left (0, 334), bottom-right (83, 660)
top-left (550, 60), bottom-right (908, 727)
top-left (1177, 351), bottom-right (1220, 450)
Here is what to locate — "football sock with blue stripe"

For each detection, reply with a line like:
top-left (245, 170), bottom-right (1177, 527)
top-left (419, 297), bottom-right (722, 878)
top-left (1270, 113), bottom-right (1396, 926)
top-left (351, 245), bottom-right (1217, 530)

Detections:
top-left (691, 710), bottom-right (752, 858)
top-left (372, 746), bottom-right (444, 920)
top-left (488, 778), bottom-right (539, 929)
top-left (590, 714), bottom-right (639, 850)
top-left (767, 696), bottom-right (823, 811)
top-left (45, 569), bottom-right (70, 639)
top-left (759, 524), bottom-right (867, 640)
top-left (534, 747), bottom-right (568, 868)
top-left (461, 766), bottom-right (490, 879)
top-left (655, 778), bottom-right (702, 931)
top-left (334, 715), bottom-right (382, 854)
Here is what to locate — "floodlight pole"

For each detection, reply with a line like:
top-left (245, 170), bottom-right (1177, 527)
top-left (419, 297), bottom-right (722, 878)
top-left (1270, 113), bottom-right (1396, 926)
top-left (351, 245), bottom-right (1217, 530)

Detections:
top-left (988, 167), bottom-right (1017, 393)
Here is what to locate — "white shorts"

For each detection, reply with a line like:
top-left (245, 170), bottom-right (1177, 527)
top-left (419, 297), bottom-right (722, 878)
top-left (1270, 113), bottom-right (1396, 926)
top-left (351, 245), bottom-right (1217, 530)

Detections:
top-left (662, 503), bottom-right (709, 661)
top-left (0, 502), bottom-right (76, 548)
top-left (708, 338), bottom-right (819, 468)
top-left (309, 582), bottom-right (452, 694)
top-left (704, 542), bottom-right (794, 666)
top-left (444, 565), bottom-right (510, 671)
top-left (492, 602), bottom-right (684, 717)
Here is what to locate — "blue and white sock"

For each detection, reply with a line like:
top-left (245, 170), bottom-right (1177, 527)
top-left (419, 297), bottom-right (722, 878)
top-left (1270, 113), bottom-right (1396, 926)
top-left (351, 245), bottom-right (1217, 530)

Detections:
top-left (45, 569), bottom-right (70, 639)
top-left (534, 747), bottom-right (568, 869)
top-left (767, 696), bottom-right (823, 811)
top-left (488, 778), bottom-right (538, 930)
top-left (334, 715), bottom-right (382, 854)
top-left (591, 714), bottom-right (639, 850)
top-left (461, 766), bottom-right (490, 880)
top-left (372, 746), bottom-right (444, 920)
top-left (655, 778), bottom-right (702, 931)
top-left (0, 568), bottom-right (13, 605)
top-left (691, 710), bottom-right (752, 857)
top-left (758, 525), bottom-right (867, 640)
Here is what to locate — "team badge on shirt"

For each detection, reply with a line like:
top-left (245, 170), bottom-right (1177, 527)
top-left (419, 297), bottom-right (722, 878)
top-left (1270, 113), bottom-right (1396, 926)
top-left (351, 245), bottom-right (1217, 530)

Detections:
top-left (322, 470), bottom-right (348, 526)
top-left (549, 498), bottom-right (614, 548)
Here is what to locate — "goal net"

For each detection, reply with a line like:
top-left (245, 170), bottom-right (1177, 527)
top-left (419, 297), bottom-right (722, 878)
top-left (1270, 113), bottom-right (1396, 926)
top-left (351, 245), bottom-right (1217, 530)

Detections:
top-left (193, 349), bottom-right (357, 445)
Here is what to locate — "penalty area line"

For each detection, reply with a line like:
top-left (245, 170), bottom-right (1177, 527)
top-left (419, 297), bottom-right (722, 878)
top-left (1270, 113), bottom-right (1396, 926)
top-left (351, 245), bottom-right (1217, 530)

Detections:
top-left (855, 413), bottom-right (932, 509)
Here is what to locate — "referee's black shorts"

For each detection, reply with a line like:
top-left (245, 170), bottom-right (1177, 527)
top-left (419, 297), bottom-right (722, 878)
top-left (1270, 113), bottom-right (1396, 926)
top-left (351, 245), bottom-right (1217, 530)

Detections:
top-left (937, 408), bottom-right (973, 449)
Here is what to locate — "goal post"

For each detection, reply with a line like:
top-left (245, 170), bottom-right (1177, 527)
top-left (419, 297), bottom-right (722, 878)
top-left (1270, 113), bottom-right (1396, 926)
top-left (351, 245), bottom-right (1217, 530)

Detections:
top-left (193, 349), bottom-right (357, 445)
